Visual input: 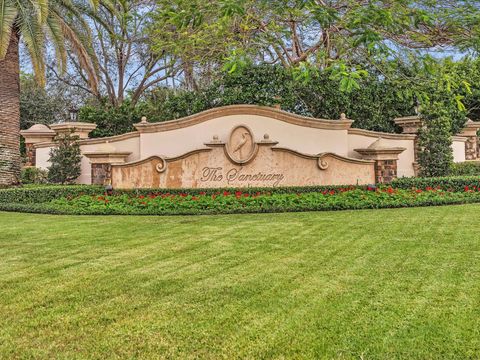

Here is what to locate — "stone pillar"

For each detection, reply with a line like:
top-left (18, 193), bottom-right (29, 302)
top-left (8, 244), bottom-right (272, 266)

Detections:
top-left (354, 138), bottom-right (406, 184)
top-left (373, 159), bottom-right (397, 184)
top-left (91, 163), bottom-right (113, 185)
top-left (49, 122), bottom-right (97, 139)
top-left (83, 142), bottom-right (131, 185)
top-left (459, 120), bottom-right (480, 160)
top-left (20, 124), bottom-right (56, 166)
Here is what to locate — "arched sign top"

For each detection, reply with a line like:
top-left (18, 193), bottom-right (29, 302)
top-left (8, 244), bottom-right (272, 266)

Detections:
top-left (132, 105), bottom-right (354, 134)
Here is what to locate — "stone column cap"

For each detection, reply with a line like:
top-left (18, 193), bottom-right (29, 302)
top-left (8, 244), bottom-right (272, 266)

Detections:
top-left (83, 151), bottom-right (132, 164)
top-left (20, 123), bottom-right (56, 136)
top-left (393, 115), bottom-right (422, 134)
top-left (50, 122), bottom-right (97, 139)
top-left (459, 119), bottom-right (480, 136)
top-left (354, 137), bottom-right (407, 160)
top-left (20, 124), bottom-right (57, 143)
top-left (83, 142), bottom-right (131, 164)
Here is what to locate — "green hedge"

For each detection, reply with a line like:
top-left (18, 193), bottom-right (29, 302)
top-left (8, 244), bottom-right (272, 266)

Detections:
top-left (391, 176), bottom-right (480, 191)
top-left (3, 176), bottom-right (480, 205)
top-left (0, 185), bottom-right (104, 204)
top-left (111, 184), bottom-right (368, 196)
top-left (451, 162), bottom-right (480, 176)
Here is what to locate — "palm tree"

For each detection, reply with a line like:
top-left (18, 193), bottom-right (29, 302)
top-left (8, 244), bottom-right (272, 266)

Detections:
top-left (0, 0), bottom-right (100, 186)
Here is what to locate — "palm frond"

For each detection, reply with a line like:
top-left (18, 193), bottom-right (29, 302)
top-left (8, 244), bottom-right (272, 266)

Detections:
top-left (56, 0), bottom-right (112, 30)
top-left (57, 15), bottom-right (99, 95)
top-left (5, 0), bottom-right (102, 92)
top-left (0, 0), bottom-right (18, 59)
top-left (85, 0), bottom-right (99, 12)
top-left (15, 0), bottom-right (46, 85)
top-left (34, 0), bottom-right (48, 22)
top-left (45, 12), bottom-right (66, 72)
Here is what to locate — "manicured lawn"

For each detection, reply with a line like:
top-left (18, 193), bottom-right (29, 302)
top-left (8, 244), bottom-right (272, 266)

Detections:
top-left (1, 206), bottom-right (480, 359)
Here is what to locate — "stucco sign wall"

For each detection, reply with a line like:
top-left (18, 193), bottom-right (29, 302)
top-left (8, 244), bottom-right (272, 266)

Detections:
top-left (28, 105), bottom-right (468, 187)
top-left (111, 125), bottom-right (375, 189)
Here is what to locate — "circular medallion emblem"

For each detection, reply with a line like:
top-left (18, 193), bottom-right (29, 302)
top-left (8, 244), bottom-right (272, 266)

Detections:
top-left (226, 125), bottom-right (258, 165)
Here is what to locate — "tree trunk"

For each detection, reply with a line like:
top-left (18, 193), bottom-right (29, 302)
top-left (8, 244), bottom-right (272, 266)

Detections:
top-left (0, 30), bottom-right (21, 187)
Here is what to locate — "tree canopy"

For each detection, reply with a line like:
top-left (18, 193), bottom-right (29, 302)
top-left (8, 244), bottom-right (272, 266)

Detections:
top-left (150, 0), bottom-right (480, 90)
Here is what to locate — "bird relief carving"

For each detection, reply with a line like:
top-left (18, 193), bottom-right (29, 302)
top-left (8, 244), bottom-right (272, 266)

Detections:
top-left (226, 125), bottom-right (258, 165)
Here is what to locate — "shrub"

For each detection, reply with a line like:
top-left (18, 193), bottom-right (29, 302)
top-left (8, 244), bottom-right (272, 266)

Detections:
top-left (47, 134), bottom-right (82, 184)
top-left (2, 187), bottom-right (480, 215)
top-left (0, 185), bottom-right (104, 204)
top-left (418, 102), bottom-right (454, 177)
top-left (451, 162), bottom-right (480, 176)
top-left (21, 167), bottom-right (49, 185)
top-left (392, 175), bottom-right (480, 192)
top-left (0, 184), bottom-right (364, 204)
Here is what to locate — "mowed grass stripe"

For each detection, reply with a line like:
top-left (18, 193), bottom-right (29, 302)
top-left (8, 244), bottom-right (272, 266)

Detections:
top-left (0, 206), bottom-right (479, 359)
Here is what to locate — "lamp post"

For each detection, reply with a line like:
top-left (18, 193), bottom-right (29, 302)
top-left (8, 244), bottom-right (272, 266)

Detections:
top-left (69, 106), bottom-right (79, 122)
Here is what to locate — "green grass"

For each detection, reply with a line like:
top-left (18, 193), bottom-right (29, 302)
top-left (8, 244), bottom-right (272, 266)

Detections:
top-left (1, 206), bottom-right (480, 359)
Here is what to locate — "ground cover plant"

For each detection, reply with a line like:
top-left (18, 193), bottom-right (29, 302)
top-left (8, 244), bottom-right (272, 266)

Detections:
top-left (1, 205), bottom-right (480, 358)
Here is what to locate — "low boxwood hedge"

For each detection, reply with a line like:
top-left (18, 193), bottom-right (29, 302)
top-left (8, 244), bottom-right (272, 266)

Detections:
top-left (0, 185), bottom-right (104, 204)
top-left (391, 175), bottom-right (480, 191)
top-left (450, 162), bottom-right (480, 176)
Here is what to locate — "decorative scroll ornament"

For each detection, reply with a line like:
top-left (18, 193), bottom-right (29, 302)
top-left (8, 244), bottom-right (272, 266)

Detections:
top-left (155, 157), bottom-right (167, 173)
top-left (225, 125), bottom-right (258, 165)
top-left (318, 158), bottom-right (329, 170)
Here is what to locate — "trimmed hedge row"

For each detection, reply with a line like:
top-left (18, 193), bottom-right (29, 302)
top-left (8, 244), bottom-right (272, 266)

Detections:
top-left (451, 162), bottom-right (480, 176)
top-left (0, 185), bottom-right (104, 204)
top-left (391, 176), bottom-right (480, 191)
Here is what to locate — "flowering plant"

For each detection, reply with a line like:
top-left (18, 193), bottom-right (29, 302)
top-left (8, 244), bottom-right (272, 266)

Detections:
top-left (49, 186), bottom-right (480, 215)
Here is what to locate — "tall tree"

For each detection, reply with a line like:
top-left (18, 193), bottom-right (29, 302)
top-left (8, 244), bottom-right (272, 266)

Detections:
top-left (49, 0), bottom-right (179, 107)
top-left (20, 73), bottom-right (72, 129)
top-left (0, 0), bottom-right (99, 186)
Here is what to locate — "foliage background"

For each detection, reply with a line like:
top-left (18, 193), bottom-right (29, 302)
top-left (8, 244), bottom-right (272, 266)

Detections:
top-left (78, 65), bottom-right (420, 137)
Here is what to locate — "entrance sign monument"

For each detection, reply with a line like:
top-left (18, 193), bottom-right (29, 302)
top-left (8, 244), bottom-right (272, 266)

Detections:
top-left (21, 105), bottom-right (475, 188)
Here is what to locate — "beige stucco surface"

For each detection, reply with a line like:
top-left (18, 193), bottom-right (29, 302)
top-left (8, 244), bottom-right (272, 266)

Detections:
top-left (452, 138), bottom-right (467, 163)
top-left (36, 136), bottom-right (140, 184)
top-left (139, 114), bottom-right (351, 159)
top-left (112, 145), bottom-right (375, 189)
top-left (347, 133), bottom-right (416, 177)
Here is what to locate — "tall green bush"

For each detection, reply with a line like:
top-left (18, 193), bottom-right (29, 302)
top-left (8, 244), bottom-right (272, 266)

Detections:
top-left (418, 102), bottom-right (454, 177)
top-left (48, 134), bottom-right (82, 184)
